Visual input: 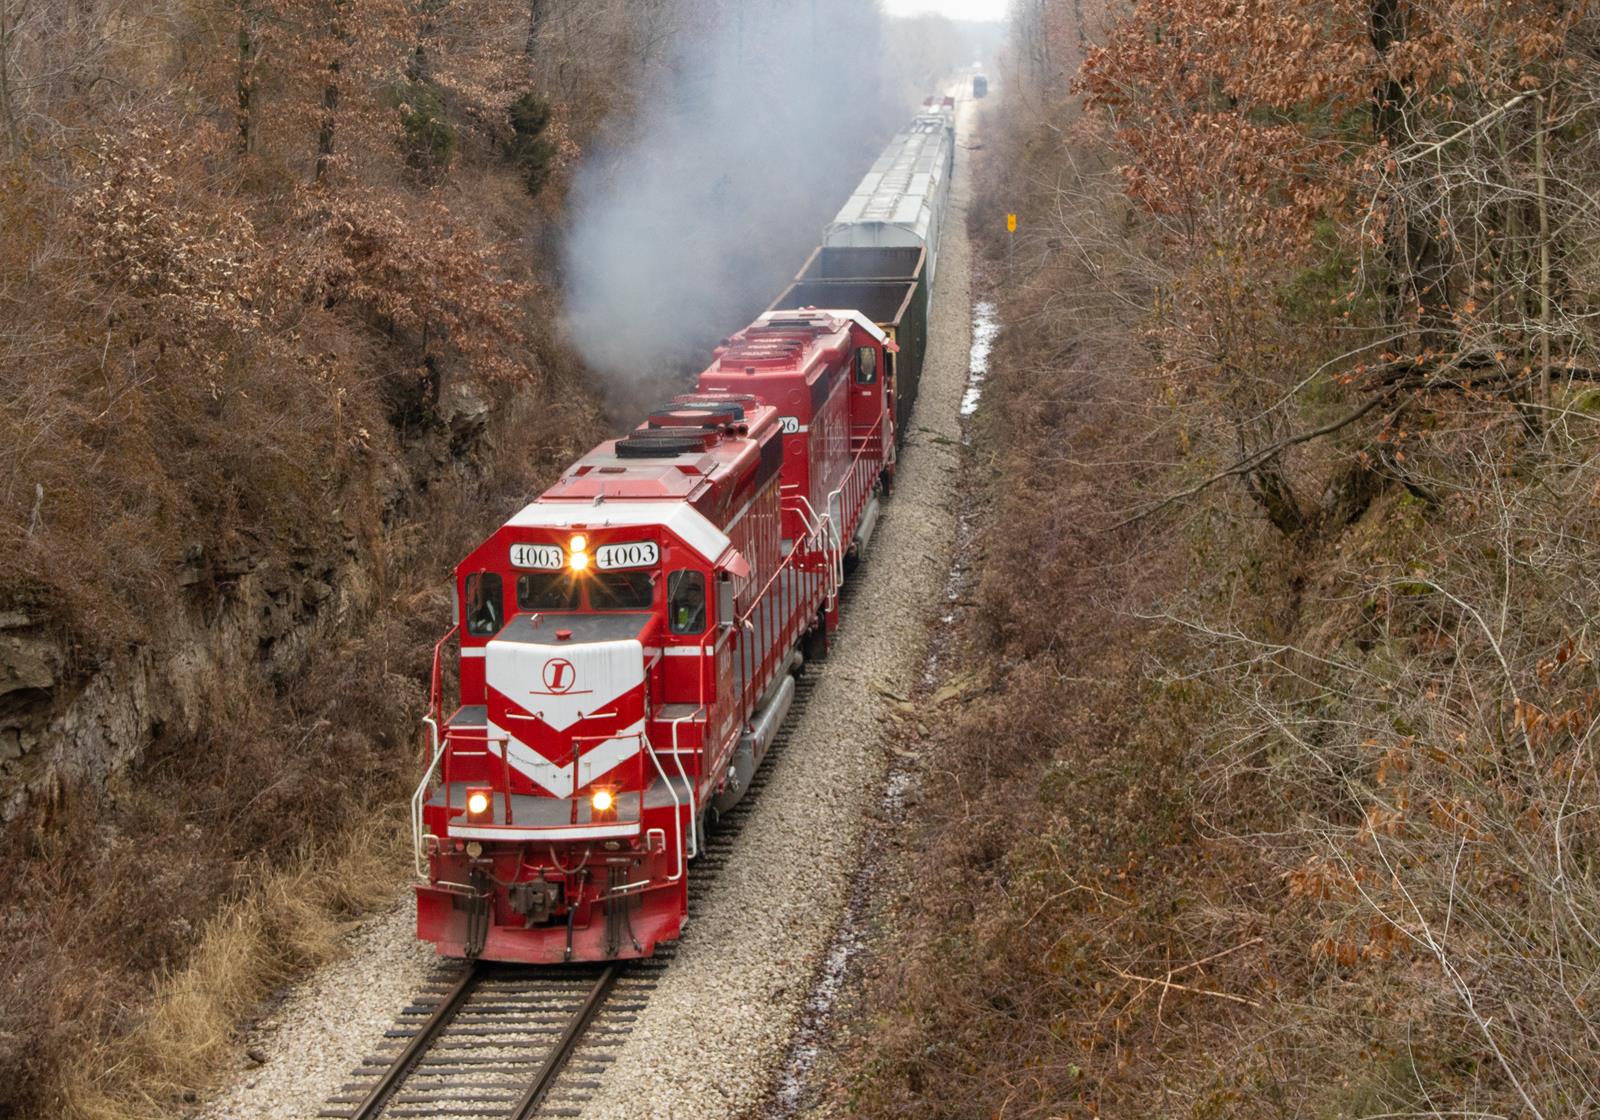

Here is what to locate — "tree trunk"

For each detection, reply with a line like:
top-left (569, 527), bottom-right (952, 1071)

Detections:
top-left (523, 0), bottom-right (544, 58)
top-left (237, 1), bottom-right (257, 156)
top-left (410, 0), bottom-right (443, 82)
top-left (0, 0), bottom-right (19, 157)
top-left (314, 0), bottom-right (344, 183)
top-left (1246, 460), bottom-right (1309, 538)
top-left (1535, 93), bottom-right (1552, 420)
top-left (1370, 0), bottom-right (1453, 352)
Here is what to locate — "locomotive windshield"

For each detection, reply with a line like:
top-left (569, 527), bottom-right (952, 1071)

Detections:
top-left (589, 570), bottom-right (654, 609)
top-left (517, 571), bottom-right (580, 610)
top-left (515, 568), bottom-right (654, 612)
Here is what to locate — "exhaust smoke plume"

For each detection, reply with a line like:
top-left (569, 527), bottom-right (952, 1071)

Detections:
top-left (562, 0), bottom-right (904, 408)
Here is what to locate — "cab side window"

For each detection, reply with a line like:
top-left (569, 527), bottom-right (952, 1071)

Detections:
top-left (854, 345), bottom-right (878, 385)
top-left (464, 571), bottom-right (504, 637)
top-left (667, 570), bottom-right (706, 635)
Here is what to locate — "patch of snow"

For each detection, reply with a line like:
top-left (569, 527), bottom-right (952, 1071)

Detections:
top-left (958, 300), bottom-right (999, 420)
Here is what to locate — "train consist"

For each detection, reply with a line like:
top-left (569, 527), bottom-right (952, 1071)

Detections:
top-left (412, 100), bottom-right (955, 964)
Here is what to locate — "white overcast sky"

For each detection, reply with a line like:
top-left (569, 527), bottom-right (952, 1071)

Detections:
top-left (882, 0), bottom-right (1009, 21)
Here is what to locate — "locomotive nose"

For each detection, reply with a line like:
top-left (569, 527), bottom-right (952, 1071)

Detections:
top-left (483, 612), bottom-right (653, 798)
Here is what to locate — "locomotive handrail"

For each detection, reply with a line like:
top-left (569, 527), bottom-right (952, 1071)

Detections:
top-left (668, 710), bottom-right (699, 861)
top-left (413, 622), bottom-right (460, 877)
top-left (412, 716), bottom-right (444, 878)
top-left (745, 500), bottom-right (825, 621)
top-left (427, 623), bottom-right (459, 735)
top-left (787, 493), bottom-right (841, 608)
top-left (643, 727), bottom-right (687, 883)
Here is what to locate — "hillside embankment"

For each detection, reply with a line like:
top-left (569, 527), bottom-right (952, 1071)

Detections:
top-left (821, 7), bottom-right (1600, 1118)
top-left (0, 20), bottom-right (615, 1113)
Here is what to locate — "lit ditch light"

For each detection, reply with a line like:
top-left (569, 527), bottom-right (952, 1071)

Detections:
top-left (590, 788), bottom-right (616, 819)
top-left (466, 787), bottom-right (493, 823)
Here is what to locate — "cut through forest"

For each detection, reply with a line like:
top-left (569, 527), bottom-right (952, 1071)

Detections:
top-left (5, 0), bottom-right (1600, 1118)
top-left (0, 2), bottom-right (964, 1117)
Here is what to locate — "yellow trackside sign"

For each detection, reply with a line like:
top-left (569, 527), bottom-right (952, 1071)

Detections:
top-left (1006, 213), bottom-right (1017, 232)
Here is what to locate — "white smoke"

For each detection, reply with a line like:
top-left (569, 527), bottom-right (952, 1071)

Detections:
top-left (561, 0), bottom-right (906, 405)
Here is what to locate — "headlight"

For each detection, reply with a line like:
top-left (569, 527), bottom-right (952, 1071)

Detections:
top-left (569, 550), bottom-right (590, 572)
top-left (591, 788), bottom-right (614, 813)
top-left (466, 789), bottom-right (491, 818)
top-left (570, 533), bottom-right (588, 552)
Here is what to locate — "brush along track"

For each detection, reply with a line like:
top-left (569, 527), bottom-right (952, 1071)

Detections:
top-left (318, 643), bottom-right (836, 1120)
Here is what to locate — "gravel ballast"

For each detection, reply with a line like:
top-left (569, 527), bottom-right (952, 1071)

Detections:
top-left (193, 92), bottom-right (976, 1120)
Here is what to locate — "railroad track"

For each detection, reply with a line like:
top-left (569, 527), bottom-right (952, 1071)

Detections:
top-left (323, 960), bottom-right (653, 1120)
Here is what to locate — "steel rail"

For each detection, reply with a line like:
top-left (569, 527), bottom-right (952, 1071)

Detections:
top-left (348, 960), bottom-right (483, 1120)
top-left (509, 962), bottom-right (622, 1119)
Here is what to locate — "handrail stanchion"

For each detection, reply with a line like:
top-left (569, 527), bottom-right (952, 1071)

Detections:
top-left (412, 715), bottom-right (444, 877)
top-left (412, 623), bottom-right (460, 879)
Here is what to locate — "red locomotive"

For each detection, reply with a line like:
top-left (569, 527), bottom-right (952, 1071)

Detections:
top-left (413, 310), bottom-right (897, 962)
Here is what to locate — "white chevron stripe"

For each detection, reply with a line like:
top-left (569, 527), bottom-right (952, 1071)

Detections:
top-left (487, 718), bottom-right (645, 797)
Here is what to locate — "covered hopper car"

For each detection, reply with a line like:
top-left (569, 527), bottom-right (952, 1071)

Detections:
top-left (823, 105), bottom-right (954, 285)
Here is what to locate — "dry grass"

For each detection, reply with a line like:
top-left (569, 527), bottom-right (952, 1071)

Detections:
top-left (62, 815), bottom-right (408, 1120)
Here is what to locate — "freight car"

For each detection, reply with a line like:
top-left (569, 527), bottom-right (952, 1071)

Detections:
top-left (769, 244), bottom-right (928, 443)
top-left (823, 103), bottom-right (954, 285)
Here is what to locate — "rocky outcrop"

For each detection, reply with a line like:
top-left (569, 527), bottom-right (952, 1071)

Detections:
top-left (0, 360), bottom-right (574, 824)
top-left (0, 612), bottom-right (66, 796)
top-left (0, 545), bottom-right (371, 822)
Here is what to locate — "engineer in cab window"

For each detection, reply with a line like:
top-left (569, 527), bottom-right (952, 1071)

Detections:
top-left (855, 346), bottom-right (877, 384)
top-left (668, 570), bottom-right (706, 635)
top-left (466, 572), bottom-right (503, 637)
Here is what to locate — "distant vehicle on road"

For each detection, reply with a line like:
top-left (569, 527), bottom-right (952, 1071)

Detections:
top-left (973, 74), bottom-right (988, 98)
